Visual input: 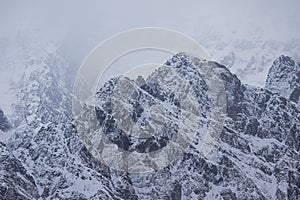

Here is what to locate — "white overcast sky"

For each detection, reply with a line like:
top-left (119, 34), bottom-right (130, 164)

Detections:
top-left (0, 0), bottom-right (299, 114)
top-left (0, 0), bottom-right (299, 68)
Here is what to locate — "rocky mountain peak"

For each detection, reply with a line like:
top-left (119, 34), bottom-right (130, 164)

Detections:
top-left (265, 55), bottom-right (300, 105)
top-left (274, 55), bottom-right (296, 66)
top-left (94, 53), bottom-right (212, 154)
top-left (1, 50), bottom-right (299, 199)
top-left (0, 109), bottom-right (11, 132)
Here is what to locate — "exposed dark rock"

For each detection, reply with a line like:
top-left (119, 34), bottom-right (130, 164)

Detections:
top-left (265, 55), bottom-right (300, 106)
top-left (220, 189), bottom-right (237, 200)
top-left (0, 109), bottom-right (11, 132)
top-left (2, 53), bottom-right (299, 199)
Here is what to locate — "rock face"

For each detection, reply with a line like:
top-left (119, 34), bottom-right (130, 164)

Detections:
top-left (0, 142), bottom-right (38, 200)
top-left (95, 78), bottom-right (182, 153)
top-left (3, 51), bottom-right (125, 199)
top-left (94, 54), bottom-right (210, 156)
top-left (0, 52), bottom-right (299, 200)
top-left (0, 109), bottom-right (11, 132)
top-left (118, 54), bottom-right (299, 199)
top-left (265, 55), bottom-right (300, 106)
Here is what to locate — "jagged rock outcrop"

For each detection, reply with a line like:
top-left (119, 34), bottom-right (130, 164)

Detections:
top-left (0, 142), bottom-right (38, 200)
top-left (4, 50), bottom-right (126, 199)
top-left (0, 51), bottom-right (299, 199)
top-left (265, 55), bottom-right (300, 106)
top-left (0, 109), bottom-right (11, 132)
top-left (94, 53), bottom-right (300, 199)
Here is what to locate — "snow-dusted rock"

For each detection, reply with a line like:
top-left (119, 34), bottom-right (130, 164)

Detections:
top-left (0, 50), bottom-right (299, 199)
top-left (0, 109), bottom-right (11, 132)
top-left (265, 55), bottom-right (300, 106)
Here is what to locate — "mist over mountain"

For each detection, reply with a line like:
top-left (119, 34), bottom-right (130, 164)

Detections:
top-left (0, 48), bottom-right (299, 199)
top-left (1, 0), bottom-right (300, 89)
top-left (1, 1), bottom-right (300, 199)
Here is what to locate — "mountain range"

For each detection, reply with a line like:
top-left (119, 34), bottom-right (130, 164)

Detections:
top-left (0, 48), bottom-right (299, 199)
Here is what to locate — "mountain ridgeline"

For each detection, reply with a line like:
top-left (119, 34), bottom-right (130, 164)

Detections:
top-left (0, 52), bottom-right (299, 199)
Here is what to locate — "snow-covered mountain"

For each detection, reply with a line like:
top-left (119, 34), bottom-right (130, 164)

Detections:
top-left (265, 55), bottom-right (300, 106)
top-left (0, 45), bottom-right (299, 200)
top-left (104, 53), bottom-right (299, 199)
top-left (196, 32), bottom-right (300, 87)
top-left (1, 45), bottom-right (125, 199)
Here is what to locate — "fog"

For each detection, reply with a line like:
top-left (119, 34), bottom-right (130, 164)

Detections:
top-left (1, 0), bottom-right (299, 69)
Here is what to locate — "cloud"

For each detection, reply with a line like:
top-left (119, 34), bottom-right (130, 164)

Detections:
top-left (1, 0), bottom-right (299, 70)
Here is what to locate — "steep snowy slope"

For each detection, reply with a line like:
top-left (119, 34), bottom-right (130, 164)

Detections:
top-left (196, 31), bottom-right (300, 87)
top-left (1, 45), bottom-right (127, 199)
top-left (0, 49), bottom-right (299, 199)
top-left (95, 53), bottom-right (300, 199)
top-left (0, 141), bottom-right (39, 200)
top-left (265, 55), bottom-right (300, 106)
